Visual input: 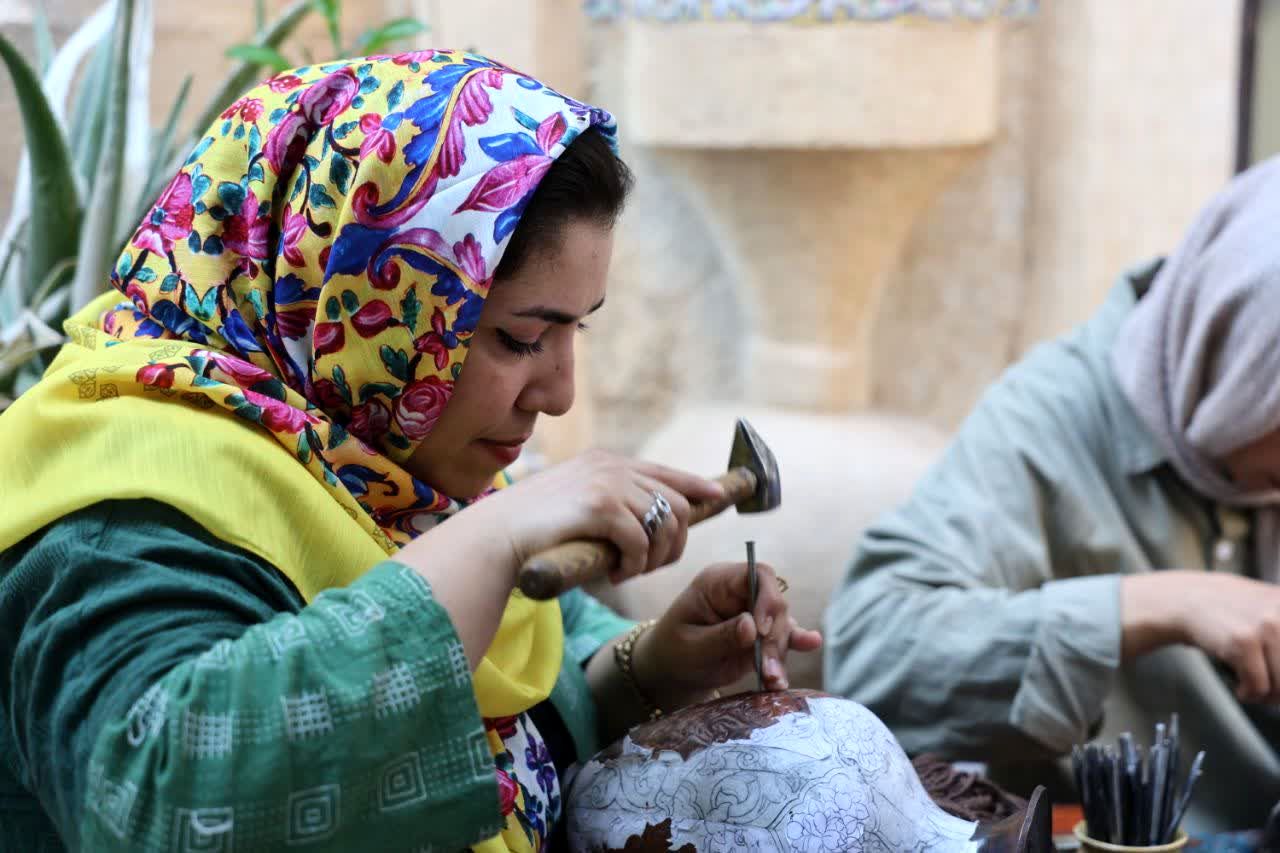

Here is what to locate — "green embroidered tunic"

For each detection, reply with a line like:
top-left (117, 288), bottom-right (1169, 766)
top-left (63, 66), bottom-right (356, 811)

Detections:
top-left (0, 499), bottom-right (631, 852)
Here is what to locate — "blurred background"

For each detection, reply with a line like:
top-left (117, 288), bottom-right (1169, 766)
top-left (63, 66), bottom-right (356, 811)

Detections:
top-left (1, 0), bottom-right (1277, 687)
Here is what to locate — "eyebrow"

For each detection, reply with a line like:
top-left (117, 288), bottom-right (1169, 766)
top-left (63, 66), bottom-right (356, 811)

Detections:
top-left (511, 296), bottom-right (606, 325)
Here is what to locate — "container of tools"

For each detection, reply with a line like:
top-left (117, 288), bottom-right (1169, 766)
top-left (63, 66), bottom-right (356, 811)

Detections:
top-left (1069, 714), bottom-right (1203, 851)
top-left (1072, 823), bottom-right (1187, 852)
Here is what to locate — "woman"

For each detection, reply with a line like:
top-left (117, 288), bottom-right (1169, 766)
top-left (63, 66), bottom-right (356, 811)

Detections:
top-left (824, 156), bottom-right (1280, 833)
top-left (0, 51), bottom-right (821, 851)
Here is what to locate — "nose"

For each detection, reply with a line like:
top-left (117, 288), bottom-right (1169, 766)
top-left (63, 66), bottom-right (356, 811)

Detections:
top-left (516, 338), bottom-right (576, 417)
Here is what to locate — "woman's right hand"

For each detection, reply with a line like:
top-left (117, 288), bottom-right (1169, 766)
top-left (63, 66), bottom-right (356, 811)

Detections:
top-left (1122, 570), bottom-right (1280, 702)
top-left (468, 449), bottom-right (726, 584)
top-left (402, 450), bottom-right (723, 670)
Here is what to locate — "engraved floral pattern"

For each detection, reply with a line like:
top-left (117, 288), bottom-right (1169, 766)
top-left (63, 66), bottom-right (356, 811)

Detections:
top-left (566, 694), bottom-right (979, 852)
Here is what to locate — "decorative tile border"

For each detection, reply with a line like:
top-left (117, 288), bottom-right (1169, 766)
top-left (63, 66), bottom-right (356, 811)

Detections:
top-left (585, 0), bottom-right (1037, 22)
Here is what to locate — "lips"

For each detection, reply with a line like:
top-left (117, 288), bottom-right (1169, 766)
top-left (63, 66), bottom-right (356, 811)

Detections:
top-left (484, 435), bottom-right (531, 447)
top-left (476, 434), bottom-right (530, 466)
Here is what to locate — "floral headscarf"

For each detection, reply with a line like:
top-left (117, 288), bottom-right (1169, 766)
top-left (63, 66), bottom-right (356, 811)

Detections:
top-left (101, 50), bottom-right (615, 549)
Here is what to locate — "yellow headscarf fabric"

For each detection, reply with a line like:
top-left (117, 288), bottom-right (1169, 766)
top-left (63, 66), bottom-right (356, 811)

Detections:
top-left (0, 51), bottom-right (619, 852)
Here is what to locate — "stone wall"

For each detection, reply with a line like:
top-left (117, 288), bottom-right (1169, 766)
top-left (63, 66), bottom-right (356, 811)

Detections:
top-left (578, 1), bottom-right (1242, 445)
top-left (873, 1), bottom-right (1240, 429)
top-left (1015, 0), bottom-right (1239, 357)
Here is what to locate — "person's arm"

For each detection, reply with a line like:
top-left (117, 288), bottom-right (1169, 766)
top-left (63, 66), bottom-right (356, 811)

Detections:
top-left (1120, 572), bottom-right (1190, 660)
top-left (559, 587), bottom-right (654, 743)
top-left (0, 500), bottom-right (501, 852)
top-left (823, 358), bottom-right (1124, 762)
top-left (560, 587), bottom-right (636, 669)
top-left (1121, 570), bottom-right (1280, 703)
top-left (397, 450), bottom-right (727, 670)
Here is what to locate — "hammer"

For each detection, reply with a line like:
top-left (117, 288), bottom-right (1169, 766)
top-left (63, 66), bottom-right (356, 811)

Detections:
top-left (516, 418), bottom-right (782, 600)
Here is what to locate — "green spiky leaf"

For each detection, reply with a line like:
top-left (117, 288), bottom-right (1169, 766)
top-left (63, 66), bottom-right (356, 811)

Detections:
top-left (132, 73), bottom-right (192, 230)
top-left (32, 3), bottom-right (55, 76)
top-left (354, 18), bottom-right (428, 56)
top-left (0, 33), bottom-right (82, 305)
top-left (71, 33), bottom-right (113, 193)
top-left (28, 257), bottom-right (77, 314)
top-left (69, 0), bottom-right (134, 309)
top-left (119, 0), bottom-right (154, 237)
top-left (310, 0), bottom-right (342, 55)
top-left (225, 44), bottom-right (292, 73)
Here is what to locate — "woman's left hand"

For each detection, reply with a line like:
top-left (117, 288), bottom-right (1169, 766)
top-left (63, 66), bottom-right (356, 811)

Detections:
top-left (631, 561), bottom-right (823, 714)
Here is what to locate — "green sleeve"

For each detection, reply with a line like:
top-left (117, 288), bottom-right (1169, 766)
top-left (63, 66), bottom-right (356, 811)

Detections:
top-left (0, 500), bottom-right (501, 852)
top-left (559, 587), bottom-right (634, 667)
top-left (823, 333), bottom-right (1123, 761)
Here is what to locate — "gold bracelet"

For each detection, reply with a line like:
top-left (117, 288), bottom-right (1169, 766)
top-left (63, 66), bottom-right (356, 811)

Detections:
top-left (613, 619), bottom-right (663, 721)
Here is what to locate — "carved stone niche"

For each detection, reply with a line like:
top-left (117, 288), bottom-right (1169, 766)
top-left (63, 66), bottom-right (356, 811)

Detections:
top-left (565, 690), bottom-right (1051, 852)
top-left (592, 15), bottom-right (1004, 412)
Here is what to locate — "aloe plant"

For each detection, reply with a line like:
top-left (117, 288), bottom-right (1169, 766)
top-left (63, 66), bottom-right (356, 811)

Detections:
top-left (0, 0), bottom-right (429, 410)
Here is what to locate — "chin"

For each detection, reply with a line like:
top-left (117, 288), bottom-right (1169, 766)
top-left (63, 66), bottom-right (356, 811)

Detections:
top-left (438, 467), bottom-right (504, 500)
top-left (405, 445), bottom-right (503, 499)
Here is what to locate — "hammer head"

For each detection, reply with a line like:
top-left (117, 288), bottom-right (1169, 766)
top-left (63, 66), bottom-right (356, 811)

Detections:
top-left (729, 418), bottom-right (781, 514)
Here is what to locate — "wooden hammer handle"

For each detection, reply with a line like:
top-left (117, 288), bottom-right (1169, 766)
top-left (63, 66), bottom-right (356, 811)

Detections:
top-left (516, 467), bottom-right (759, 600)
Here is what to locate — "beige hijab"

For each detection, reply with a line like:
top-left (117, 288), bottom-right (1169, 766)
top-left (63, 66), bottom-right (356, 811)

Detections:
top-left (1112, 156), bottom-right (1280, 581)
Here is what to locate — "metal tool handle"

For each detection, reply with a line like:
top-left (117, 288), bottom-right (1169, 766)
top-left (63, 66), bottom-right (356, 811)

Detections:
top-left (747, 540), bottom-right (763, 692)
top-left (516, 467), bottom-right (759, 600)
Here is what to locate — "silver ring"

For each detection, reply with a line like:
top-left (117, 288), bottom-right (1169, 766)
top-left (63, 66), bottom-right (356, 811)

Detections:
top-left (641, 491), bottom-right (672, 539)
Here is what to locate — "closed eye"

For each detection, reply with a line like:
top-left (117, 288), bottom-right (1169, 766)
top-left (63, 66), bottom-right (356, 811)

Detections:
top-left (496, 328), bottom-right (544, 358)
top-left (496, 323), bottom-right (590, 358)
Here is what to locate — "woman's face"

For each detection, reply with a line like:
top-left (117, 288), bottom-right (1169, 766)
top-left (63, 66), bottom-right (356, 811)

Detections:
top-left (405, 219), bottom-right (613, 497)
top-left (1222, 428), bottom-right (1280, 492)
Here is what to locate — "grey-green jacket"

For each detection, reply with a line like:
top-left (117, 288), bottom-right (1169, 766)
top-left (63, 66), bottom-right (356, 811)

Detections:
top-left (824, 261), bottom-right (1280, 833)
